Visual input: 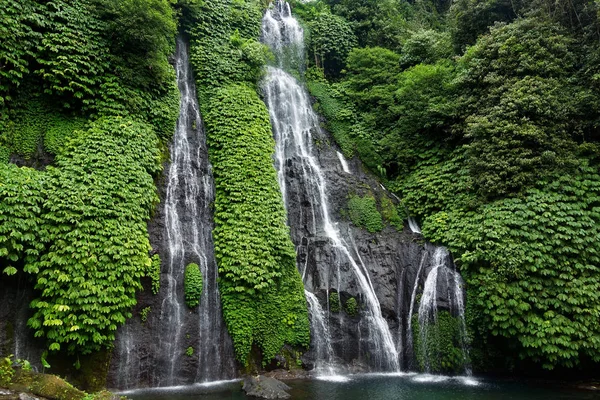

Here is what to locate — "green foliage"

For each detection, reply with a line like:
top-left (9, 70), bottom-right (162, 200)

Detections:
top-left (0, 164), bottom-right (45, 275)
top-left (185, 0), bottom-right (309, 364)
top-left (25, 117), bottom-right (161, 355)
top-left (306, 70), bottom-right (358, 159)
top-left (201, 83), bottom-right (309, 363)
top-left (0, 355), bottom-right (14, 386)
top-left (412, 311), bottom-right (465, 374)
top-left (344, 297), bottom-right (358, 317)
top-left (379, 195), bottom-right (403, 230)
top-left (399, 29), bottom-right (452, 68)
top-left (0, 145), bottom-right (9, 164)
top-left (185, 346), bottom-right (194, 357)
top-left (184, 263), bottom-right (203, 309)
top-left (93, 0), bottom-right (177, 90)
top-left (307, 12), bottom-right (357, 77)
top-left (150, 254), bottom-right (161, 295)
top-left (187, 0), bottom-right (265, 89)
top-left (449, 0), bottom-right (521, 51)
top-left (347, 194), bottom-right (383, 233)
top-left (423, 166), bottom-right (600, 369)
top-left (140, 307), bottom-right (151, 323)
top-left (0, 0), bottom-right (44, 105)
top-left (329, 292), bottom-right (340, 313)
top-left (458, 18), bottom-right (583, 198)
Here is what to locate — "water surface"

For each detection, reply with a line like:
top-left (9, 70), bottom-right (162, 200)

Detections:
top-left (123, 374), bottom-right (600, 400)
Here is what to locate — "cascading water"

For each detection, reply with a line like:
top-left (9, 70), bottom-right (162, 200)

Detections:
top-left (111, 37), bottom-right (235, 388)
top-left (416, 247), bottom-right (470, 374)
top-left (261, 1), bottom-right (400, 373)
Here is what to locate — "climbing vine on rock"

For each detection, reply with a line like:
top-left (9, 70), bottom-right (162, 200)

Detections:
top-left (184, 0), bottom-right (310, 365)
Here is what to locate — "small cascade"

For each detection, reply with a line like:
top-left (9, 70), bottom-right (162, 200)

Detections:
top-left (111, 37), bottom-right (235, 388)
top-left (261, 1), bottom-right (400, 373)
top-left (416, 247), bottom-right (470, 374)
top-left (336, 151), bottom-right (350, 173)
top-left (304, 291), bottom-right (339, 376)
top-left (407, 217), bottom-right (421, 234)
top-left (405, 252), bottom-right (428, 368)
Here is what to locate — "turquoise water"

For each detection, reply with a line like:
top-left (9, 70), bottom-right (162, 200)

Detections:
top-left (122, 373), bottom-right (600, 400)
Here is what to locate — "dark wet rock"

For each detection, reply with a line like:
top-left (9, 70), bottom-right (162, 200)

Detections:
top-left (242, 376), bottom-right (291, 399)
top-left (284, 114), bottom-right (463, 371)
top-left (264, 369), bottom-right (310, 380)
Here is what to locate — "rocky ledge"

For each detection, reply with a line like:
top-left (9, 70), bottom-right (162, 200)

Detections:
top-left (242, 375), bottom-right (291, 399)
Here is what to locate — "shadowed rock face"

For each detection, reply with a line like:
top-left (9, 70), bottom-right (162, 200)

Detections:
top-left (280, 109), bottom-right (459, 372)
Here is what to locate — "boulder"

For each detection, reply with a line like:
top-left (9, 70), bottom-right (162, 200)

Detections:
top-left (242, 375), bottom-right (291, 399)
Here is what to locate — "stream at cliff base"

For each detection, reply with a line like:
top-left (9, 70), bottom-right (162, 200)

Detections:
top-left (122, 375), bottom-right (600, 400)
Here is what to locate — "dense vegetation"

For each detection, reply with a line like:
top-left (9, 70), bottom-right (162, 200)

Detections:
top-left (2, 0), bottom-right (599, 378)
top-left (295, 0), bottom-right (600, 371)
top-left (0, 0), bottom-right (178, 356)
top-left (181, 0), bottom-right (310, 365)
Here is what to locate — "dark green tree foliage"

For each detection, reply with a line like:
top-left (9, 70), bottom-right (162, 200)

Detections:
top-left (26, 117), bottom-right (161, 354)
top-left (449, 0), bottom-right (522, 51)
top-left (184, 263), bottom-right (203, 308)
top-left (185, 0), bottom-right (309, 364)
top-left (329, 0), bottom-right (413, 49)
top-left (399, 29), bottom-right (452, 68)
top-left (424, 166), bottom-right (600, 369)
top-left (307, 13), bottom-right (357, 77)
top-left (458, 19), bottom-right (582, 198)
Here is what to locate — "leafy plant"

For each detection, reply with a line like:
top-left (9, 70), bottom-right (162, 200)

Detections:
top-left (185, 346), bottom-right (194, 357)
top-left (150, 254), bottom-right (161, 295)
top-left (0, 355), bottom-right (14, 386)
top-left (140, 307), bottom-right (151, 323)
top-left (184, 263), bottom-right (203, 309)
top-left (344, 297), bottom-right (358, 317)
top-left (347, 194), bottom-right (383, 233)
top-left (329, 292), bottom-right (340, 313)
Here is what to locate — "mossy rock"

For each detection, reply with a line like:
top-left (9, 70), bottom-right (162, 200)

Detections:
top-left (10, 370), bottom-right (85, 400)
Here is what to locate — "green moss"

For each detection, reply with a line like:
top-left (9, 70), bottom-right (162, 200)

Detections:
top-left (412, 311), bottom-right (466, 374)
top-left (184, 263), bottom-right (203, 309)
top-left (185, 346), bottom-right (194, 357)
top-left (329, 292), bottom-right (340, 313)
top-left (347, 194), bottom-right (383, 233)
top-left (11, 369), bottom-right (86, 400)
top-left (345, 297), bottom-right (358, 317)
top-left (380, 195), bottom-right (404, 230)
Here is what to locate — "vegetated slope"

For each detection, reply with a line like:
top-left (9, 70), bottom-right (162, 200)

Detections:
top-left (181, 0), bottom-right (310, 366)
top-left (0, 0), bottom-right (179, 358)
top-left (293, 0), bottom-right (600, 372)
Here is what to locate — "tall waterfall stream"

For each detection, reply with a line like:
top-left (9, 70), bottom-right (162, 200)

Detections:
top-left (111, 37), bottom-right (235, 389)
top-left (261, 1), bottom-right (400, 374)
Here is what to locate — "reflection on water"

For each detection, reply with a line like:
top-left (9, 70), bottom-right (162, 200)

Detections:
top-left (123, 375), bottom-right (599, 400)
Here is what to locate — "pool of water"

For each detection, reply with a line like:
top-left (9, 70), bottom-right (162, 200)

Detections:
top-left (121, 374), bottom-right (600, 400)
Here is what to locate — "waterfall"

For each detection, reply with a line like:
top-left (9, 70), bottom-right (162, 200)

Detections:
top-left (111, 37), bottom-right (235, 388)
top-left (416, 247), bottom-right (470, 374)
top-left (407, 217), bottom-right (421, 234)
top-left (261, 1), bottom-right (400, 373)
top-left (336, 151), bottom-right (350, 174)
top-left (304, 291), bottom-right (339, 377)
